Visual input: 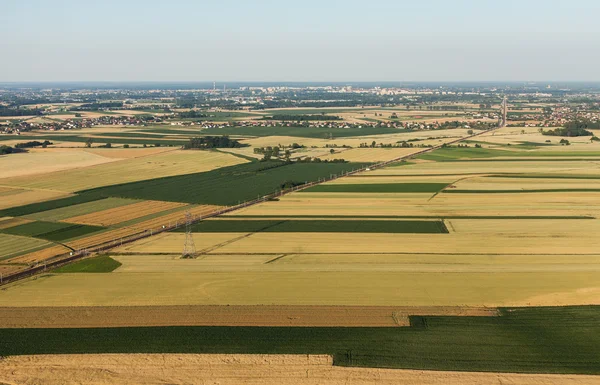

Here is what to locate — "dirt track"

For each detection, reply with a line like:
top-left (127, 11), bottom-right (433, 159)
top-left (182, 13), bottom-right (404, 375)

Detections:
top-left (0, 305), bottom-right (497, 328)
top-left (1, 354), bottom-right (598, 385)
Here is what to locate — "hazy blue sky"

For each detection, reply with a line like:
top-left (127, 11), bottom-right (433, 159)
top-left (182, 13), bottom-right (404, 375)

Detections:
top-left (1, 0), bottom-right (598, 82)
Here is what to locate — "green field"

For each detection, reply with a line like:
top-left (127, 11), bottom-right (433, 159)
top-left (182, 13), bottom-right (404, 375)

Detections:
top-left (417, 147), bottom-right (600, 161)
top-left (0, 234), bottom-right (53, 261)
top-left (1, 306), bottom-right (599, 374)
top-left (81, 161), bottom-right (370, 205)
top-left (54, 256), bottom-right (121, 273)
top-left (1, 221), bottom-right (103, 242)
top-left (173, 219), bottom-right (448, 234)
top-left (303, 183), bottom-right (449, 193)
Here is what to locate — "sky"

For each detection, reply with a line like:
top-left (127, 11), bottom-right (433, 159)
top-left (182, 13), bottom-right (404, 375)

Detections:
top-left (1, 0), bottom-right (599, 82)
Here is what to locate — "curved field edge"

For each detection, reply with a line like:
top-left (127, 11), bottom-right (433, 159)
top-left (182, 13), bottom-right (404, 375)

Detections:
top-left (0, 306), bottom-right (599, 374)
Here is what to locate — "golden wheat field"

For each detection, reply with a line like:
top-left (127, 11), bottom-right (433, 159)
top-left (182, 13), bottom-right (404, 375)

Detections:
top-left (63, 200), bottom-right (187, 227)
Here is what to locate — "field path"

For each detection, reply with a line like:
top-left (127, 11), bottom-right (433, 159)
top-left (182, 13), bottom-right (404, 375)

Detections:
top-left (1, 354), bottom-right (599, 385)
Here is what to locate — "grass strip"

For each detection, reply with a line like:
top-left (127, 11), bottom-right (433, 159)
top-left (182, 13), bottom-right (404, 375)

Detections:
top-left (54, 256), bottom-right (121, 273)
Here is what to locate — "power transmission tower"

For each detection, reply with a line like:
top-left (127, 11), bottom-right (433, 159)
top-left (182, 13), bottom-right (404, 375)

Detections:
top-left (182, 210), bottom-right (196, 258)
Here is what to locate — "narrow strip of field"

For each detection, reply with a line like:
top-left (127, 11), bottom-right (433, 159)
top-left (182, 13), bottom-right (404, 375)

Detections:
top-left (224, 214), bottom-right (594, 220)
top-left (5, 354), bottom-right (598, 385)
top-left (303, 183), bottom-right (449, 193)
top-left (0, 221), bottom-right (104, 242)
top-left (443, 189), bottom-right (600, 194)
top-left (172, 219), bottom-right (448, 234)
top-left (0, 305), bottom-right (496, 328)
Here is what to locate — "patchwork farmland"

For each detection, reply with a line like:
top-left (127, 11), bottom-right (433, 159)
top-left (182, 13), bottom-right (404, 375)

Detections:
top-left (1, 97), bottom-right (600, 384)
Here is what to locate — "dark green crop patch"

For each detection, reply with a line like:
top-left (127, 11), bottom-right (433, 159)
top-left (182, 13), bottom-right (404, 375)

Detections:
top-left (54, 256), bottom-right (122, 273)
top-left (172, 219), bottom-right (448, 234)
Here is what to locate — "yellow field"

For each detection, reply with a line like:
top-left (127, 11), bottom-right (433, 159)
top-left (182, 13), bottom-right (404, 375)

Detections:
top-left (111, 253), bottom-right (600, 274)
top-left (239, 128), bottom-right (471, 149)
top-left (0, 187), bottom-right (70, 210)
top-left (320, 148), bottom-right (421, 162)
top-left (231, 191), bottom-right (600, 217)
top-left (0, 148), bottom-right (120, 179)
top-left (8, 245), bottom-right (71, 265)
top-left (117, 232), bottom-right (600, 256)
top-left (369, 159), bottom-right (600, 176)
top-left (454, 176), bottom-right (600, 190)
top-left (64, 200), bottom-right (187, 227)
top-left (0, 150), bottom-right (248, 192)
top-left (0, 269), bottom-right (597, 307)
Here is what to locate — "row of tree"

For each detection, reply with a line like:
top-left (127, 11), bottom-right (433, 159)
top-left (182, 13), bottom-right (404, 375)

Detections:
top-left (184, 136), bottom-right (244, 149)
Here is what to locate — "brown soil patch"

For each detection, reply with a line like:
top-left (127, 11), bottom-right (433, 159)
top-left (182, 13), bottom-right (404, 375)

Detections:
top-left (0, 305), bottom-right (496, 328)
top-left (1, 354), bottom-right (598, 385)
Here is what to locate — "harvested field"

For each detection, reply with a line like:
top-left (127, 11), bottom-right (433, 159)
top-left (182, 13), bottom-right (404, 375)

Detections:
top-left (0, 188), bottom-right (70, 211)
top-left (24, 197), bottom-right (138, 222)
top-left (1, 270), bottom-right (598, 307)
top-left (1, 354), bottom-right (599, 385)
top-left (0, 305), bottom-right (497, 328)
top-left (108, 253), bottom-right (600, 274)
top-left (234, 191), bottom-right (600, 218)
top-left (0, 150), bottom-right (248, 192)
top-left (117, 232), bottom-right (600, 255)
top-left (8, 245), bottom-right (72, 265)
top-left (64, 200), bottom-right (187, 227)
top-left (0, 148), bottom-right (120, 179)
top-left (454, 176), bottom-right (600, 191)
top-left (0, 264), bottom-right (26, 276)
top-left (320, 148), bottom-right (421, 162)
top-left (83, 146), bottom-right (173, 159)
top-left (304, 183), bottom-right (449, 193)
top-left (374, 159), bottom-right (600, 175)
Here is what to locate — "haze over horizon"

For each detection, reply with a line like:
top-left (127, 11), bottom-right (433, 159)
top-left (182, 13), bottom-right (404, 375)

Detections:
top-left (2, 0), bottom-right (599, 82)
